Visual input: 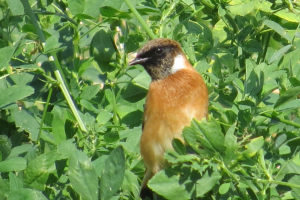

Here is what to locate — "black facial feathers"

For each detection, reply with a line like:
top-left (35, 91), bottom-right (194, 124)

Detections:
top-left (129, 38), bottom-right (184, 81)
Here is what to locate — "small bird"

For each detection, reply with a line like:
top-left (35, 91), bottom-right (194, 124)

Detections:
top-left (129, 38), bottom-right (209, 199)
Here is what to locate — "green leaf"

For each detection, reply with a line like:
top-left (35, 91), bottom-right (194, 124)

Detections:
top-left (116, 104), bottom-right (138, 119)
top-left (241, 136), bottom-right (264, 159)
top-left (121, 170), bottom-right (140, 199)
top-left (196, 171), bottom-right (221, 197)
top-left (228, 1), bottom-right (255, 16)
top-left (289, 77), bottom-right (300, 87)
top-left (6, 0), bottom-right (24, 15)
top-left (104, 89), bottom-right (114, 105)
top-left (24, 150), bottom-right (61, 190)
top-left (219, 183), bottom-right (230, 195)
top-left (10, 73), bottom-right (34, 85)
top-left (92, 155), bottom-right (109, 177)
top-left (121, 83), bottom-right (147, 102)
top-left (269, 44), bottom-right (292, 64)
top-left (264, 20), bottom-right (292, 42)
top-left (78, 58), bottom-right (93, 77)
top-left (186, 20), bottom-right (202, 34)
top-left (90, 29), bottom-right (117, 72)
top-left (183, 118), bottom-right (226, 155)
top-left (274, 9), bottom-right (300, 23)
top-left (0, 157), bottom-right (26, 172)
top-left (13, 109), bottom-right (40, 141)
top-left (0, 135), bottom-right (12, 161)
top-left (148, 167), bottom-right (194, 200)
top-left (68, 0), bottom-right (85, 15)
top-left (43, 35), bottom-right (62, 53)
top-left (80, 85), bottom-right (101, 100)
top-left (9, 172), bottom-right (23, 191)
top-left (237, 25), bottom-right (253, 43)
top-left (68, 149), bottom-right (98, 200)
top-left (7, 144), bottom-right (34, 160)
top-left (100, 6), bottom-right (120, 17)
top-left (172, 138), bottom-right (186, 155)
top-left (51, 106), bottom-right (66, 144)
top-left (242, 39), bottom-right (263, 53)
top-left (245, 60), bottom-right (258, 96)
top-left (132, 70), bottom-right (151, 90)
top-left (57, 139), bottom-right (77, 158)
top-left (103, 131), bottom-right (119, 143)
top-left (7, 188), bottom-right (47, 200)
top-left (224, 123), bottom-right (239, 165)
top-left (99, 0), bottom-right (125, 9)
top-left (100, 146), bottom-right (125, 200)
top-left (96, 110), bottom-right (113, 125)
top-left (0, 46), bottom-right (14, 70)
top-left (212, 55), bottom-right (222, 79)
top-left (0, 85), bottom-right (34, 108)
top-left (274, 86), bottom-right (300, 108)
top-left (279, 144), bottom-right (291, 155)
top-left (274, 134), bottom-right (287, 150)
top-left (276, 99), bottom-right (300, 111)
top-left (80, 99), bottom-right (100, 113)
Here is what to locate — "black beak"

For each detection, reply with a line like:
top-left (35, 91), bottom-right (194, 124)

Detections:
top-left (129, 57), bottom-right (149, 66)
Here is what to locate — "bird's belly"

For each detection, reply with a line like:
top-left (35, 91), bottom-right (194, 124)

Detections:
top-left (140, 107), bottom-right (194, 174)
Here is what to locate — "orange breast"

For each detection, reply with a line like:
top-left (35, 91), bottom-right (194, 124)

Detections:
top-left (140, 66), bottom-right (208, 187)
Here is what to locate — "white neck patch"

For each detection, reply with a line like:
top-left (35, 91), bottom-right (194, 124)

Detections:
top-left (171, 54), bottom-right (186, 74)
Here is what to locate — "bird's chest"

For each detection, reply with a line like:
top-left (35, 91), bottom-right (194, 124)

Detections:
top-left (142, 79), bottom-right (197, 147)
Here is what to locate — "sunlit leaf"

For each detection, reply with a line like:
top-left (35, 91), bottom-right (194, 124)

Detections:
top-left (274, 86), bottom-right (300, 108)
top-left (25, 151), bottom-right (61, 190)
top-left (0, 157), bottom-right (26, 172)
top-left (7, 188), bottom-right (47, 200)
top-left (100, 146), bottom-right (125, 200)
top-left (0, 85), bottom-right (34, 108)
top-left (264, 20), bottom-right (292, 42)
top-left (68, 149), bottom-right (98, 200)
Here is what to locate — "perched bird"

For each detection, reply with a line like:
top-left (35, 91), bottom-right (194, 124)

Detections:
top-left (129, 38), bottom-right (208, 199)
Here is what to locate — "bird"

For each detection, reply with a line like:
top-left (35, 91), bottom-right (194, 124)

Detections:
top-left (129, 38), bottom-right (209, 199)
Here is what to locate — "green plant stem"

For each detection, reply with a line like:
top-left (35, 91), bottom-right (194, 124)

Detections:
top-left (50, 3), bottom-right (77, 25)
top-left (110, 87), bottom-right (119, 126)
top-left (255, 178), bottom-right (300, 189)
top-left (0, 27), bottom-right (13, 43)
top-left (201, 0), bottom-right (215, 9)
top-left (260, 112), bottom-right (300, 128)
top-left (221, 161), bottom-right (240, 182)
top-left (159, 1), bottom-right (177, 37)
top-left (21, 0), bottom-right (46, 41)
top-left (49, 54), bottom-right (69, 89)
top-left (258, 32), bottom-right (271, 64)
top-left (37, 85), bottom-right (53, 146)
top-left (21, 0), bottom-right (69, 90)
top-left (258, 149), bottom-right (273, 180)
top-left (54, 70), bottom-right (87, 133)
top-left (124, 0), bottom-right (157, 39)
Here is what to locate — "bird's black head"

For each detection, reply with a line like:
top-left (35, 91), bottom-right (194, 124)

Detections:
top-left (129, 38), bottom-right (185, 81)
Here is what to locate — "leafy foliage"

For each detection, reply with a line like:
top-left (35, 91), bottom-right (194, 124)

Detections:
top-left (1, 0), bottom-right (300, 199)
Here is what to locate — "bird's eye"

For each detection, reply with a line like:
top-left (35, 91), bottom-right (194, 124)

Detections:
top-left (155, 47), bottom-right (163, 55)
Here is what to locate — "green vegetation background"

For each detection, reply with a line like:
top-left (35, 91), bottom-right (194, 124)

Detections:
top-left (1, 0), bottom-right (300, 199)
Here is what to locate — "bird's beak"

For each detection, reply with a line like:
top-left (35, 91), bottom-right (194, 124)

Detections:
top-left (129, 57), bottom-right (149, 66)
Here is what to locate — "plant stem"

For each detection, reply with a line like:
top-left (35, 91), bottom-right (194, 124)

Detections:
top-left (258, 149), bottom-right (273, 180)
top-left (221, 161), bottom-right (240, 182)
top-left (260, 112), bottom-right (300, 128)
top-left (124, 0), bottom-right (157, 39)
top-left (37, 85), bottom-right (53, 146)
top-left (21, 0), bottom-right (46, 42)
top-left (54, 70), bottom-right (87, 133)
top-left (21, 0), bottom-right (69, 90)
top-left (256, 178), bottom-right (300, 189)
